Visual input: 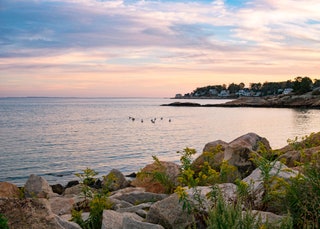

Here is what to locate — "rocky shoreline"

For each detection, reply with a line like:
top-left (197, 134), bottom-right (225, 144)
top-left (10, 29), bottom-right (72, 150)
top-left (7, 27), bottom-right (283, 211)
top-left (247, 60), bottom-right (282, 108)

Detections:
top-left (1, 132), bottom-right (319, 228)
top-left (164, 92), bottom-right (320, 109)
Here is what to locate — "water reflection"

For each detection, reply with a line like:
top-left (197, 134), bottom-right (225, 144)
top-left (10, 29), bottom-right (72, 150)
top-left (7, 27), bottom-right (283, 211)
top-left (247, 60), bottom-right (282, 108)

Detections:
top-left (292, 109), bottom-right (317, 136)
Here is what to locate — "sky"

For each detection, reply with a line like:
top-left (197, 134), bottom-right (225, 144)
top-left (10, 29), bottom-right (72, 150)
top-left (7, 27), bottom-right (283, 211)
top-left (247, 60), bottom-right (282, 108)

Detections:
top-left (1, 0), bottom-right (320, 97)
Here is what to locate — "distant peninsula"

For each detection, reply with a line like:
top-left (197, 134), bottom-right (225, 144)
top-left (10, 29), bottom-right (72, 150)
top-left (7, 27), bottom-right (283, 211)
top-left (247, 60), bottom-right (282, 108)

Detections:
top-left (174, 76), bottom-right (320, 99)
top-left (166, 77), bottom-right (320, 109)
top-left (163, 92), bottom-right (320, 109)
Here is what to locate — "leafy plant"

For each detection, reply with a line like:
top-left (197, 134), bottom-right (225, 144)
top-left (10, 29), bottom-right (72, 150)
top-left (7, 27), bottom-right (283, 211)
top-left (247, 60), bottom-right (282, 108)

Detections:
top-left (206, 187), bottom-right (261, 229)
top-left (150, 155), bottom-right (176, 194)
top-left (75, 167), bottom-right (98, 201)
top-left (0, 214), bottom-right (9, 229)
top-left (72, 168), bottom-right (112, 229)
top-left (207, 186), bottom-right (293, 229)
top-left (135, 155), bottom-right (176, 194)
top-left (285, 152), bottom-right (320, 228)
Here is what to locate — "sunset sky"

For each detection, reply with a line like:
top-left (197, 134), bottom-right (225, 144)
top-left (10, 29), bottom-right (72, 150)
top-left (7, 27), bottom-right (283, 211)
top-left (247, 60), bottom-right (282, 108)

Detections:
top-left (1, 0), bottom-right (319, 97)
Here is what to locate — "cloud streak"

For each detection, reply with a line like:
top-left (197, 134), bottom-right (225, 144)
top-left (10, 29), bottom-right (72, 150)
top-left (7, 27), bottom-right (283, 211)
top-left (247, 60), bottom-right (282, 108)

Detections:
top-left (1, 0), bottom-right (319, 97)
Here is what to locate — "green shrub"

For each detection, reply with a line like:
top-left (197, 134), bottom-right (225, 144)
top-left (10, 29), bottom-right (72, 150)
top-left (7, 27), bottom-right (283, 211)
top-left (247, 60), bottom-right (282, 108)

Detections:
top-left (75, 167), bottom-right (99, 201)
top-left (207, 186), bottom-right (293, 229)
top-left (72, 168), bottom-right (112, 229)
top-left (285, 152), bottom-right (320, 228)
top-left (0, 214), bottom-right (9, 229)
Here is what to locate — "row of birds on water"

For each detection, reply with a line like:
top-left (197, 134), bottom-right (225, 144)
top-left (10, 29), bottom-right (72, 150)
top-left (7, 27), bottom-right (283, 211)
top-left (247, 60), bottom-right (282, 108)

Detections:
top-left (129, 116), bottom-right (171, 123)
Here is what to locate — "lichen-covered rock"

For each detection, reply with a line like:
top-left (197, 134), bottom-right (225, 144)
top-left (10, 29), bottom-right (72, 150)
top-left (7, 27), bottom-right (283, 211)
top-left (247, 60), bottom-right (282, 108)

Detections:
top-left (193, 133), bottom-right (272, 179)
top-left (131, 161), bottom-right (180, 193)
top-left (0, 182), bottom-right (20, 198)
top-left (102, 169), bottom-right (129, 191)
top-left (24, 174), bottom-right (55, 198)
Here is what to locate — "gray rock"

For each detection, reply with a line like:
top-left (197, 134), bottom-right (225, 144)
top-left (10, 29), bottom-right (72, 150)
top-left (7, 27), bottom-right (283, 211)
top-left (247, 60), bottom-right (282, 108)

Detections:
top-left (117, 202), bottom-right (153, 218)
top-left (185, 186), bottom-right (213, 212)
top-left (249, 210), bottom-right (286, 225)
top-left (50, 196), bottom-right (75, 215)
top-left (103, 169), bottom-right (129, 191)
top-left (123, 216), bottom-right (164, 229)
top-left (113, 190), bottom-right (168, 205)
top-left (63, 184), bottom-right (82, 197)
top-left (218, 183), bottom-right (238, 204)
top-left (242, 161), bottom-right (299, 209)
top-left (24, 174), bottom-right (55, 198)
top-left (109, 197), bottom-right (134, 210)
top-left (101, 210), bottom-right (142, 229)
top-left (146, 193), bottom-right (193, 229)
top-left (55, 215), bottom-right (82, 229)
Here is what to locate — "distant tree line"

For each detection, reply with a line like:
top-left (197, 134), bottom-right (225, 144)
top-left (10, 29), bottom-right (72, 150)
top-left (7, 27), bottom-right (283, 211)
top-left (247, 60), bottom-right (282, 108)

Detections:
top-left (184, 77), bottom-right (320, 97)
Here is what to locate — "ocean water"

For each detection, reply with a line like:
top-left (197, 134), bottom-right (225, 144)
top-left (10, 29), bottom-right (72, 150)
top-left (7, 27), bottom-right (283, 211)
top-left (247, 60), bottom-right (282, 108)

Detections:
top-left (1, 97), bottom-right (320, 186)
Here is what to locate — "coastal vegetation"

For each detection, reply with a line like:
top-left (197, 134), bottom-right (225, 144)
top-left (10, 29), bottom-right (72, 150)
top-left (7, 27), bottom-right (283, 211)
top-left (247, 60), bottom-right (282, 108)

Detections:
top-left (0, 132), bottom-right (319, 228)
top-left (177, 76), bottom-right (320, 98)
top-left (139, 133), bottom-right (320, 228)
top-left (0, 214), bottom-right (9, 229)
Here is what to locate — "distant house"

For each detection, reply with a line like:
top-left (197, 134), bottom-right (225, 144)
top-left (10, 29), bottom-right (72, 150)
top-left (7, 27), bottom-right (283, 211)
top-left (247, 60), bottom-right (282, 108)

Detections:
top-left (237, 89), bottom-right (251, 97)
top-left (283, 88), bottom-right (293, 95)
top-left (209, 88), bottom-right (218, 96)
top-left (218, 90), bottom-right (230, 97)
top-left (175, 94), bottom-right (183, 98)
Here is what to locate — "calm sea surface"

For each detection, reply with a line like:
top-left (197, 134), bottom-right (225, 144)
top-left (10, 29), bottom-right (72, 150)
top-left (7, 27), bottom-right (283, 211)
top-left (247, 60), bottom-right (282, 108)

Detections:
top-left (1, 97), bottom-right (320, 186)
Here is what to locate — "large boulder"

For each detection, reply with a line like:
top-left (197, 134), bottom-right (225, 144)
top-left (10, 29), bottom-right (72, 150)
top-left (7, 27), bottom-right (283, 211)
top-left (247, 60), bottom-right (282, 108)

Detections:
top-left (277, 132), bottom-right (320, 167)
top-left (50, 196), bottom-right (75, 216)
top-left (101, 210), bottom-right (142, 229)
top-left (146, 193), bottom-right (193, 229)
top-left (242, 161), bottom-right (299, 211)
top-left (0, 182), bottom-right (20, 198)
top-left (0, 197), bottom-right (78, 229)
top-left (278, 146), bottom-right (320, 167)
top-left (131, 161), bottom-right (180, 193)
top-left (102, 169), bottom-right (129, 191)
top-left (193, 133), bottom-right (272, 178)
top-left (249, 210), bottom-right (287, 225)
top-left (24, 174), bottom-right (55, 198)
top-left (146, 183), bottom-right (238, 229)
top-left (63, 184), bottom-right (82, 197)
